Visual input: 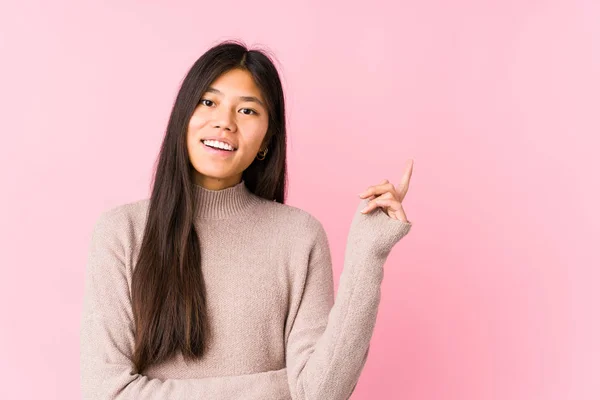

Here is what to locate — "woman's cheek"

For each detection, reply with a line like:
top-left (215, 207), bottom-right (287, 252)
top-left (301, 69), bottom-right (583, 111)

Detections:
top-left (188, 115), bottom-right (208, 133)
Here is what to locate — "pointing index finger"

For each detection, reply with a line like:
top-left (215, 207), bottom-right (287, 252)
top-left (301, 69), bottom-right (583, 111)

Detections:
top-left (400, 160), bottom-right (413, 185)
top-left (396, 159), bottom-right (414, 197)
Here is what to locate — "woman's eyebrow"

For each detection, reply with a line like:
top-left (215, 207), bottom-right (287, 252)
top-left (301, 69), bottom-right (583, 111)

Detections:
top-left (206, 87), bottom-right (265, 107)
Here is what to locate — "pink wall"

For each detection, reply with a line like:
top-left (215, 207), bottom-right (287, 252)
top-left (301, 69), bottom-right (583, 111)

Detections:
top-left (1, 0), bottom-right (598, 399)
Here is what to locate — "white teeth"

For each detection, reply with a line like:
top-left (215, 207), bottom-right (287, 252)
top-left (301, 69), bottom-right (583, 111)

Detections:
top-left (203, 139), bottom-right (235, 151)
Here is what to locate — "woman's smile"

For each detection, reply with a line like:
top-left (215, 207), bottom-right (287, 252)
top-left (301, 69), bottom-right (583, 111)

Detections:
top-left (201, 140), bottom-right (237, 157)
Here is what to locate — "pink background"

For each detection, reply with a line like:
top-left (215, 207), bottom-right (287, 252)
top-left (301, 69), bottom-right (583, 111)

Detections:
top-left (1, 0), bottom-right (598, 399)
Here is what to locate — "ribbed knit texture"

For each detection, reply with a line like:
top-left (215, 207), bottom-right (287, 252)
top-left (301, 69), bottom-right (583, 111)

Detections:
top-left (80, 180), bottom-right (412, 399)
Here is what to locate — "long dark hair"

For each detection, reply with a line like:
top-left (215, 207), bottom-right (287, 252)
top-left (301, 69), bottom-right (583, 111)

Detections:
top-left (131, 40), bottom-right (288, 373)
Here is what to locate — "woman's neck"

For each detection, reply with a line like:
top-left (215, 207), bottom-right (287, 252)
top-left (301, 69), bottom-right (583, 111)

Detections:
top-left (192, 179), bottom-right (257, 220)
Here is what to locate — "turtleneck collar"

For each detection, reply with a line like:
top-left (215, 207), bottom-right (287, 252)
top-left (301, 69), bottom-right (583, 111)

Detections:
top-left (192, 179), bottom-right (259, 220)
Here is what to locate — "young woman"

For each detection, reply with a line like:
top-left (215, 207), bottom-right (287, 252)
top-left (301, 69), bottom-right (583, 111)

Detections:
top-left (80, 40), bottom-right (414, 400)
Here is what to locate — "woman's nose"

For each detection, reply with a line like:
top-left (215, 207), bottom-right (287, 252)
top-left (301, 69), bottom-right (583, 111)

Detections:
top-left (212, 108), bottom-right (235, 131)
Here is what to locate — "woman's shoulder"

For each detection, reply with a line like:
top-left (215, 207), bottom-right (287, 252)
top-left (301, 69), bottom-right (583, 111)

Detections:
top-left (254, 198), bottom-right (326, 238)
top-left (90, 198), bottom-right (150, 243)
top-left (96, 197), bottom-right (149, 221)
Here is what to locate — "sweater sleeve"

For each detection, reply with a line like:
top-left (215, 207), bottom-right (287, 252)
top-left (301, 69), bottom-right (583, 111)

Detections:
top-left (80, 210), bottom-right (289, 400)
top-left (285, 198), bottom-right (412, 400)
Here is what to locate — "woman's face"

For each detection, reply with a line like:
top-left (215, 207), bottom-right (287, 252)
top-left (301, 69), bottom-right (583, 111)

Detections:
top-left (187, 68), bottom-right (269, 190)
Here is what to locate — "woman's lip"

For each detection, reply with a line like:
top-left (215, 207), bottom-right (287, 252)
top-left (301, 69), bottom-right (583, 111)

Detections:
top-left (201, 141), bottom-right (236, 157)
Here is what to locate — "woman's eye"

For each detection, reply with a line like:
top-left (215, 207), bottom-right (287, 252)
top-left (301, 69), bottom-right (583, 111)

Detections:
top-left (199, 100), bottom-right (256, 115)
top-left (240, 108), bottom-right (257, 115)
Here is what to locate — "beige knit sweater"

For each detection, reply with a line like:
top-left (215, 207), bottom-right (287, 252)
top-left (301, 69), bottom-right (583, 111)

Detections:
top-left (80, 179), bottom-right (412, 399)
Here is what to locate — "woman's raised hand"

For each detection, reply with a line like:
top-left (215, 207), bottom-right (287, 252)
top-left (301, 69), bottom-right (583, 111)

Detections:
top-left (357, 159), bottom-right (414, 223)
